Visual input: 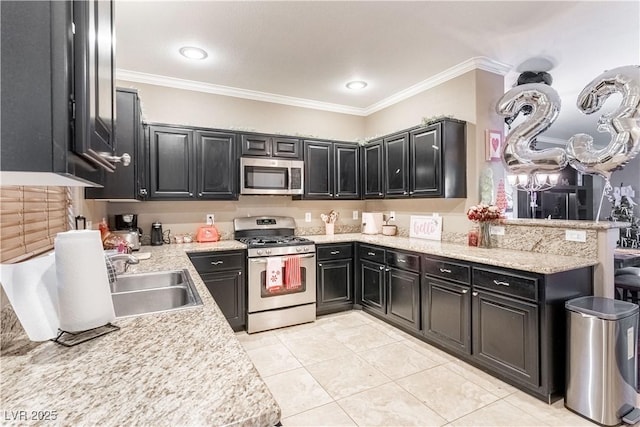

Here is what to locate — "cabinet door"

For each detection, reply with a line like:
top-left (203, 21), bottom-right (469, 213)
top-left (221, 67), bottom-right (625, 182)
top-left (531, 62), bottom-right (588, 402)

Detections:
top-left (196, 131), bottom-right (237, 199)
top-left (272, 137), bottom-right (301, 159)
top-left (384, 133), bottom-right (409, 197)
top-left (423, 277), bottom-right (470, 354)
top-left (148, 126), bottom-right (194, 199)
top-left (363, 141), bottom-right (384, 198)
top-left (472, 290), bottom-right (540, 387)
top-left (201, 270), bottom-right (245, 332)
top-left (317, 259), bottom-right (353, 313)
top-left (360, 260), bottom-right (386, 315)
top-left (241, 134), bottom-right (270, 157)
top-left (303, 140), bottom-right (333, 199)
top-left (410, 124), bottom-right (441, 197)
top-left (85, 88), bottom-right (140, 199)
top-left (334, 143), bottom-right (360, 199)
top-left (387, 267), bottom-right (420, 331)
top-left (73, 0), bottom-right (115, 159)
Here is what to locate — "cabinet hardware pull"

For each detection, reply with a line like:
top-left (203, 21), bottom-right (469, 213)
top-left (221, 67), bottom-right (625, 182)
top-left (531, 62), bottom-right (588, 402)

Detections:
top-left (472, 292), bottom-right (478, 296)
top-left (139, 188), bottom-right (148, 196)
top-left (432, 145), bottom-right (439, 150)
top-left (330, 193), bottom-right (333, 197)
top-left (238, 271), bottom-right (242, 275)
top-left (378, 192), bottom-right (383, 196)
top-left (189, 192), bottom-right (193, 197)
top-left (403, 191), bottom-right (408, 195)
top-left (385, 268), bottom-right (390, 272)
top-left (330, 251), bottom-right (340, 255)
top-left (409, 191), bottom-right (414, 194)
top-left (461, 289), bottom-right (468, 294)
top-left (210, 261), bottom-right (224, 265)
top-left (493, 280), bottom-right (510, 286)
top-left (379, 266), bottom-right (384, 270)
top-left (398, 259), bottom-right (406, 263)
top-left (368, 252), bottom-right (376, 256)
top-left (318, 263), bottom-right (322, 267)
top-left (198, 192), bottom-right (203, 196)
top-left (440, 268), bottom-right (452, 273)
top-left (100, 152), bottom-right (131, 166)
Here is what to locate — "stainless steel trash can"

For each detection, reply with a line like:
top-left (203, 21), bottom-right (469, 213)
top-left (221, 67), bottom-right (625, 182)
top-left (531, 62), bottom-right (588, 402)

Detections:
top-left (565, 296), bottom-right (638, 426)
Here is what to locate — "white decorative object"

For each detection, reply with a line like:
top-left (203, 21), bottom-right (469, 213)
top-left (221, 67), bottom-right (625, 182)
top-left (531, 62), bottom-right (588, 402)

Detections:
top-left (410, 215), bottom-right (442, 241)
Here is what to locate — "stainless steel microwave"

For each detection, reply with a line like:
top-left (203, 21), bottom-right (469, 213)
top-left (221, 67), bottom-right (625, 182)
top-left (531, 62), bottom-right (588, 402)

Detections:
top-left (240, 158), bottom-right (304, 195)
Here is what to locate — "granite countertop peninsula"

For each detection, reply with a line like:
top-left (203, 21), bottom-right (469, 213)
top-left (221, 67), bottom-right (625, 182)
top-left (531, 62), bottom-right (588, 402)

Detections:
top-left (503, 218), bottom-right (630, 230)
top-left (308, 233), bottom-right (598, 274)
top-left (0, 240), bottom-right (280, 427)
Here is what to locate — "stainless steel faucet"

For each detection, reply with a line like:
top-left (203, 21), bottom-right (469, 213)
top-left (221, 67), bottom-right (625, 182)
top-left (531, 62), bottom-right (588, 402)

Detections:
top-left (107, 253), bottom-right (139, 275)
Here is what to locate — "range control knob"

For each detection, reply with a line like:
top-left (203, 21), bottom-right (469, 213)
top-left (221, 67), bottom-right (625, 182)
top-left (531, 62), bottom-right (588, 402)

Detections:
top-left (256, 250), bottom-right (263, 255)
top-left (303, 247), bottom-right (308, 252)
top-left (266, 249), bottom-right (272, 255)
top-left (296, 247), bottom-right (303, 252)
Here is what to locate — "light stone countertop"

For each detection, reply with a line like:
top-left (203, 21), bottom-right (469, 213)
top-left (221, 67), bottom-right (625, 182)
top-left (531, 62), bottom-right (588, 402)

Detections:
top-left (503, 218), bottom-right (630, 230)
top-left (308, 233), bottom-right (598, 274)
top-left (0, 240), bottom-right (282, 427)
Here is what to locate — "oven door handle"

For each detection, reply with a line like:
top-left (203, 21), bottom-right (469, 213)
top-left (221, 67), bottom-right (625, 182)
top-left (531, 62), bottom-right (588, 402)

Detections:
top-left (249, 254), bottom-right (316, 263)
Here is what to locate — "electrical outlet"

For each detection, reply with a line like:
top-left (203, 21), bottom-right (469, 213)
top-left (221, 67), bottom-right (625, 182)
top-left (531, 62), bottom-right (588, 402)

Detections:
top-left (352, 210), bottom-right (359, 220)
top-left (305, 212), bottom-right (311, 222)
top-left (389, 211), bottom-right (396, 221)
top-left (490, 225), bottom-right (505, 236)
top-left (206, 214), bottom-right (214, 225)
top-left (565, 229), bottom-right (587, 242)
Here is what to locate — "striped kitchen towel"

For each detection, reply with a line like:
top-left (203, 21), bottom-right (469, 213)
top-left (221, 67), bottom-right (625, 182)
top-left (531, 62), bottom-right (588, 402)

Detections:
top-left (284, 255), bottom-right (302, 289)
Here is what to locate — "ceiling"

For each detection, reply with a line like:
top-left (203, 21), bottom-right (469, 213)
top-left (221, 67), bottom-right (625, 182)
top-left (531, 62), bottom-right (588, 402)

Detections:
top-left (115, 1), bottom-right (640, 143)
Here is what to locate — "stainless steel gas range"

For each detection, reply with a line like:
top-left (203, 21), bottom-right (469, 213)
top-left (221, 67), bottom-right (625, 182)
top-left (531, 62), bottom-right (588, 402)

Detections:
top-left (234, 216), bottom-right (316, 333)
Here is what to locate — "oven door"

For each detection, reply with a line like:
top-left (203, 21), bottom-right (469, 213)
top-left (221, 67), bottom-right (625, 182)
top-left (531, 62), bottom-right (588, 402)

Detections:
top-left (247, 253), bottom-right (316, 312)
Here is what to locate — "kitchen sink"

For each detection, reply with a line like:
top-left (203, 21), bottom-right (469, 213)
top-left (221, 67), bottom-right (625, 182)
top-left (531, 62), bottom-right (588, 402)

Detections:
top-left (111, 269), bottom-right (203, 318)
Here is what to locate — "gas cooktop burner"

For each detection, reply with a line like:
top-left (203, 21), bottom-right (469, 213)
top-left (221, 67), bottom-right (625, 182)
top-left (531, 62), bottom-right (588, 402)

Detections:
top-left (238, 235), bottom-right (313, 248)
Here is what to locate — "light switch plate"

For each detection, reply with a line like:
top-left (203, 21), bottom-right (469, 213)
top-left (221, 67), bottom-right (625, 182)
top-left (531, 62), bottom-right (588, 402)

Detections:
top-left (565, 229), bottom-right (587, 242)
top-left (490, 225), bottom-right (505, 236)
top-left (305, 212), bottom-right (311, 222)
top-left (352, 210), bottom-right (359, 220)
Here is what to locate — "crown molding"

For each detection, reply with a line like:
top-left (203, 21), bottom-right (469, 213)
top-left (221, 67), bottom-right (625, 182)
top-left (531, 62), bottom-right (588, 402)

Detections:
top-left (115, 69), bottom-right (367, 116)
top-left (116, 56), bottom-right (512, 117)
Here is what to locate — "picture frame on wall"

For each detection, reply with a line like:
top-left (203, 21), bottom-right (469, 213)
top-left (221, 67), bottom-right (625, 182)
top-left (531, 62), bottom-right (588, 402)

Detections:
top-left (486, 129), bottom-right (503, 161)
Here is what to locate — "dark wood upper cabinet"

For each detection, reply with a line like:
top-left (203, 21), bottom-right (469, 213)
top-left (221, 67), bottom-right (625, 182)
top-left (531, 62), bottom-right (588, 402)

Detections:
top-left (241, 133), bottom-right (301, 159)
top-left (363, 140), bottom-right (384, 198)
top-left (148, 126), bottom-right (194, 199)
top-left (384, 132), bottom-right (410, 197)
top-left (303, 140), bottom-right (360, 200)
top-left (196, 131), bottom-right (237, 199)
top-left (334, 143), bottom-right (360, 199)
top-left (73, 0), bottom-right (117, 166)
top-left (410, 125), bottom-right (441, 197)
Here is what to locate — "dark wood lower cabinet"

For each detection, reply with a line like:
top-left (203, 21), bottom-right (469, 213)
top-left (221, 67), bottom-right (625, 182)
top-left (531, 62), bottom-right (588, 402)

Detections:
top-left (472, 290), bottom-right (540, 387)
top-left (200, 270), bottom-right (245, 332)
top-left (387, 267), bottom-right (420, 331)
top-left (360, 260), bottom-right (386, 315)
top-left (423, 277), bottom-right (471, 354)
top-left (317, 259), bottom-right (353, 315)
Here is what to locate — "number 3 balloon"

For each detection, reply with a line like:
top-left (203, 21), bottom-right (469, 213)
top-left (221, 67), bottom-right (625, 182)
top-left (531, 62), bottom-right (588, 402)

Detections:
top-left (566, 65), bottom-right (640, 180)
top-left (496, 83), bottom-right (568, 175)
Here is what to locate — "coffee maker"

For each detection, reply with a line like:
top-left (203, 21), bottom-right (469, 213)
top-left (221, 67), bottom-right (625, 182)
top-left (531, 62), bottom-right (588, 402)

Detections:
top-left (113, 214), bottom-right (141, 250)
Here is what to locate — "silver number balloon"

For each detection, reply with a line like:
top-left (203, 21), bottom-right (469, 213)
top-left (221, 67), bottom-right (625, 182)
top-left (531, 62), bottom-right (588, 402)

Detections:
top-left (567, 65), bottom-right (640, 180)
top-left (496, 83), bottom-right (568, 175)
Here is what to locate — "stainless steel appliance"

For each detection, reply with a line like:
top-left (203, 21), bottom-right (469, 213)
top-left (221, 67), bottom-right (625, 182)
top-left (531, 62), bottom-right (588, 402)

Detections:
top-left (234, 216), bottom-right (316, 333)
top-left (115, 214), bottom-right (138, 231)
top-left (112, 230), bottom-right (140, 251)
top-left (240, 158), bottom-right (304, 195)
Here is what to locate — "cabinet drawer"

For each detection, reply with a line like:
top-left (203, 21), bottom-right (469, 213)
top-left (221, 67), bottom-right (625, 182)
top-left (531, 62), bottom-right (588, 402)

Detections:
top-left (423, 257), bottom-right (470, 284)
top-left (386, 250), bottom-right (420, 272)
top-left (358, 244), bottom-right (385, 263)
top-left (188, 251), bottom-right (245, 274)
top-left (472, 267), bottom-right (538, 302)
top-left (317, 244), bottom-right (353, 261)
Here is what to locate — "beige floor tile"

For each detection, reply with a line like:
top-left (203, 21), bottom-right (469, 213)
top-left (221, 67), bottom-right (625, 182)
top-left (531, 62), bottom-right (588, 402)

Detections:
top-left (306, 354), bottom-right (391, 400)
top-left (245, 343), bottom-right (301, 377)
top-left (396, 365), bottom-right (500, 421)
top-left (505, 391), bottom-right (599, 426)
top-left (444, 359), bottom-right (518, 398)
top-left (318, 312), bottom-right (370, 332)
top-left (282, 402), bottom-right (357, 427)
top-left (282, 334), bottom-right (353, 366)
top-left (368, 319), bottom-right (415, 340)
top-left (401, 336), bottom-right (455, 365)
top-left (338, 382), bottom-right (447, 426)
top-left (263, 368), bottom-right (333, 419)
top-left (235, 330), bottom-right (281, 351)
top-left (357, 341), bottom-right (440, 379)
top-left (448, 399), bottom-right (550, 426)
top-left (274, 321), bottom-right (328, 341)
top-left (332, 324), bottom-right (400, 351)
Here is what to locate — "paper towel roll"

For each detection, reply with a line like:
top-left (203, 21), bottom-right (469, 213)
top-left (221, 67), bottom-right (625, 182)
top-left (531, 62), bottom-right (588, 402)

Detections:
top-left (0, 254), bottom-right (59, 341)
top-left (55, 230), bottom-right (115, 332)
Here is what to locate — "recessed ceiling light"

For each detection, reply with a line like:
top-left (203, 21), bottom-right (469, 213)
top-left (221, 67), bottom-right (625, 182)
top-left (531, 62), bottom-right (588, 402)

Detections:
top-left (179, 46), bottom-right (208, 60)
top-left (346, 80), bottom-right (368, 90)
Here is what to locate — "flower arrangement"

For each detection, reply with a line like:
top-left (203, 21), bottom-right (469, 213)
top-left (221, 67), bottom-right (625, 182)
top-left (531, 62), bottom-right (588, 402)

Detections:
top-left (467, 204), bottom-right (504, 222)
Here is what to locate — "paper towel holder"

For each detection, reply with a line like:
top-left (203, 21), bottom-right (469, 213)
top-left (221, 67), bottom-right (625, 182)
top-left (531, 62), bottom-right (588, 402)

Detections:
top-left (51, 323), bottom-right (120, 347)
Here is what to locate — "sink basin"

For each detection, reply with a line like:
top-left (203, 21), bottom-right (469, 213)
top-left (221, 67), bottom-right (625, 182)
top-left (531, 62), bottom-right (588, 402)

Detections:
top-left (112, 270), bottom-right (185, 293)
top-left (111, 269), bottom-right (202, 318)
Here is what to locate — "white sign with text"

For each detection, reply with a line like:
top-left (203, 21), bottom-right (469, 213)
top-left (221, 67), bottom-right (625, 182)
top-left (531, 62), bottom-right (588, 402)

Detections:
top-left (410, 215), bottom-right (442, 241)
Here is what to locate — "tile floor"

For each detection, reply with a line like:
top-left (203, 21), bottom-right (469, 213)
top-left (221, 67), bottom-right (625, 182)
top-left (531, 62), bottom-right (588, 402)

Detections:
top-left (237, 310), bottom-right (599, 426)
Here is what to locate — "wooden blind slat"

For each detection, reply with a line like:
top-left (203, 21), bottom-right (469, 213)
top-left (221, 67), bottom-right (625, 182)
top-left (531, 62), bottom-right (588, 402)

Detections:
top-left (0, 186), bottom-right (70, 264)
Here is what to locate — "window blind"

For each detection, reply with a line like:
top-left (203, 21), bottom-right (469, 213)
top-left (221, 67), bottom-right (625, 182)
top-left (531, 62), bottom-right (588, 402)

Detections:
top-left (0, 186), bottom-right (70, 263)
